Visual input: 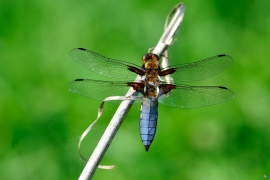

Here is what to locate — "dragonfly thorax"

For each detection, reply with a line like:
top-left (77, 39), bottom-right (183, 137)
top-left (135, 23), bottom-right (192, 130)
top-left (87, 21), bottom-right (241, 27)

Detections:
top-left (144, 84), bottom-right (159, 98)
top-left (145, 69), bottom-right (159, 85)
top-left (142, 53), bottom-right (161, 88)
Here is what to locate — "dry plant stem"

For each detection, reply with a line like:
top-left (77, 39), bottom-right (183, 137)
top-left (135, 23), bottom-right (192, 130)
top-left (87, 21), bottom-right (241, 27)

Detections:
top-left (78, 3), bottom-right (185, 180)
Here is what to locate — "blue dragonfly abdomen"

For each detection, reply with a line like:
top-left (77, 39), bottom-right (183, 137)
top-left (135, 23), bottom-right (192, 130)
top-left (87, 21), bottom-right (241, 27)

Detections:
top-left (140, 97), bottom-right (158, 151)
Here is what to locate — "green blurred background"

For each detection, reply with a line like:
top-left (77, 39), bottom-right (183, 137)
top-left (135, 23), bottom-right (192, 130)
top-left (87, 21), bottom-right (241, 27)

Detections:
top-left (1, 0), bottom-right (270, 179)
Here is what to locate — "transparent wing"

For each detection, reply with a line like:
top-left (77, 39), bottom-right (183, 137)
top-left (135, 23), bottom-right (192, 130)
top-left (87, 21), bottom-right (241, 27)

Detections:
top-left (161, 54), bottom-right (232, 82)
top-left (70, 48), bottom-right (142, 79)
top-left (158, 84), bottom-right (234, 108)
top-left (68, 79), bottom-right (142, 103)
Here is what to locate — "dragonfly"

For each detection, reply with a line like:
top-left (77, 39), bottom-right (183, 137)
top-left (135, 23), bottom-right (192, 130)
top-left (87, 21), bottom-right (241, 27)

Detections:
top-left (68, 48), bottom-right (234, 151)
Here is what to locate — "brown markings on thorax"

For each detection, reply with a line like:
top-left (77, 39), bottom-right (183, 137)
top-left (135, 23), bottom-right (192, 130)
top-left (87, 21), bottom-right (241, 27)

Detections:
top-left (142, 53), bottom-right (160, 98)
top-left (128, 53), bottom-right (176, 98)
top-left (127, 82), bottom-right (158, 98)
top-left (142, 53), bottom-right (160, 85)
top-left (144, 84), bottom-right (158, 98)
top-left (145, 69), bottom-right (159, 84)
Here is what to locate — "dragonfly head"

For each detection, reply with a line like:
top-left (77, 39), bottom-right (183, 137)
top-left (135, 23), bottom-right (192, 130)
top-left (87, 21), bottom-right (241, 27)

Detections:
top-left (142, 53), bottom-right (160, 69)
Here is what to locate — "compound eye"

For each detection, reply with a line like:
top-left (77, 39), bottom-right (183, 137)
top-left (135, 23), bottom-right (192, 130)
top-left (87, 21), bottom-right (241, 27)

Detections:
top-left (142, 54), bottom-right (147, 62)
top-left (142, 53), bottom-right (159, 62)
top-left (153, 54), bottom-right (159, 60)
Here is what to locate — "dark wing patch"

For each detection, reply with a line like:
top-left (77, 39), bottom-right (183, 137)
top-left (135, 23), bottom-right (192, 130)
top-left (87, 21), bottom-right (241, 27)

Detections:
top-left (127, 82), bottom-right (145, 94)
top-left (159, 84), bottom-right (176, 95)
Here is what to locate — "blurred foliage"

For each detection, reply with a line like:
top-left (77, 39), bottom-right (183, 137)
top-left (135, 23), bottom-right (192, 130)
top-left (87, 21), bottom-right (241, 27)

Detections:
top-left (0, 0), bottom-right (270, 179)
